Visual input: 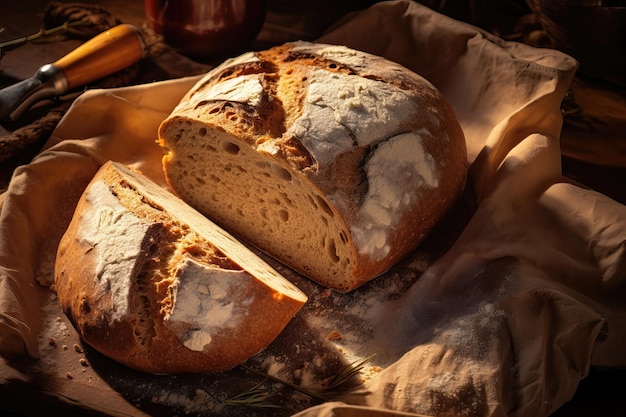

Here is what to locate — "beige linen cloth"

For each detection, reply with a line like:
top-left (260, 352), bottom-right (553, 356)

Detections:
top-left (1, 2), bottom-right (624, 416)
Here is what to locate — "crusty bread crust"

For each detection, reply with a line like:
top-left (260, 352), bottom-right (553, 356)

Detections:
top-left (159, 42), bottom-right (467, 292)
top-left (55, 161), bottom-right (306, 374)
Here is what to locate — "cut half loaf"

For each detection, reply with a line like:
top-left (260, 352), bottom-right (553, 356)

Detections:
top-left (54, 161), bottom-right (307, 374)
top-left (159, 42), bottom-right (467, 292)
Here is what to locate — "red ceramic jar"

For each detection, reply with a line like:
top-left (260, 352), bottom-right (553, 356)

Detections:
top-left (145, 0), bottom-right (266, 60)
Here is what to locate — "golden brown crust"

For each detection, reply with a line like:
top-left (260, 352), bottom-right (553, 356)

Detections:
top-left (55, 161), bottom-right (306, 374)
top-left (350, 95), bottom-right (467, 284)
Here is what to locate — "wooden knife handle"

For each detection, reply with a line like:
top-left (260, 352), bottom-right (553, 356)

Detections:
top-left (53, 24), bottom-right (145, 91)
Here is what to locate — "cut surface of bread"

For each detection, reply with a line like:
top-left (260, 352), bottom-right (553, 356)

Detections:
top-left (54, 161), bottom-right (307, 374)
top-left (159, 42), bottom-right (467, 292)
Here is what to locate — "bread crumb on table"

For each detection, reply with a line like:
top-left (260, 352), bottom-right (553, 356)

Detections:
top-left (327, 330), bottom-right (342, 341)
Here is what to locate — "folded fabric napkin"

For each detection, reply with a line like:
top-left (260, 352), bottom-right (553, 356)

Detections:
top-left (1, 2), bottom-right (624, 416)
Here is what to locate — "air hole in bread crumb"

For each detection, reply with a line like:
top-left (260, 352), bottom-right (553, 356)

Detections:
top-left (222, 141), bottom-right (240, 155)
top-left (279, 192), bottom-right (294, 207)
top-left (273, 165), bottom-right (292, 181)
top-left (256, 161), bottom-right (271, 169)
top-left (316, 196), bottom-right (333, 217)
top-left (339, 231), bottom-right (348, 244)
top-left (195, 177), bottom-right (206, 185)
top-left (329, 63), bottom-right (337, 69)
top-left (133, 293), bottom-right (155, 346)
top-left (278, 209), bottom-right (289, 222)
top-left (198, 127), bottom-right (207, 136)
top-left (326, 239), bottom-right (339, 263)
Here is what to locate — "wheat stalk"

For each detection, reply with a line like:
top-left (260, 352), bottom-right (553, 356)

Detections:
top-left (223, 379), bottom-right (282, 409)
top-left (234, 353), bottom-right (377, 407)
top-left (315, 353), bottom-right (377, 398)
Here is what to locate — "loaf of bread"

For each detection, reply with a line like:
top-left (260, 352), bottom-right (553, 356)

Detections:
top-left (158, 42), bottom-right (467, 292)
top-left (54, 161), bottom-right (307, 374)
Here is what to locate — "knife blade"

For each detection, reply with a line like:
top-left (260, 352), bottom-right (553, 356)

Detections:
top-left (0, 23), bottom-right (146, 122)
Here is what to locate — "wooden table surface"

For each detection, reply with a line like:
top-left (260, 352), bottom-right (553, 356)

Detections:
top-left (1, 1), bottom-right (625, 416)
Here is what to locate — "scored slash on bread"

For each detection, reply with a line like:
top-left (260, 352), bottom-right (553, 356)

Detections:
top-left (158, 41), bottom-right (467, 292)
top-left (54, 161), bottom-right (307, 374)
